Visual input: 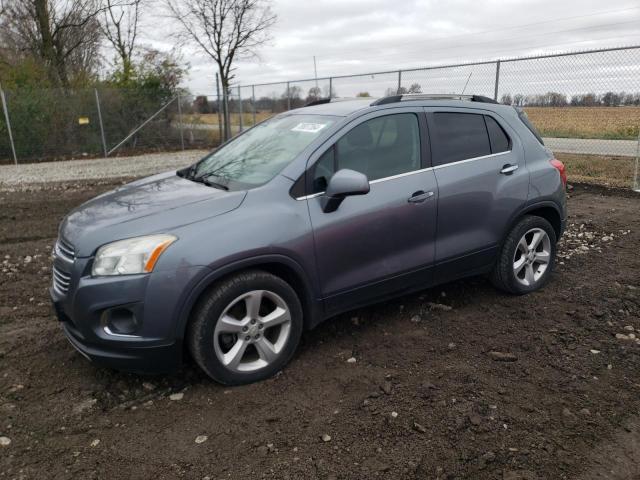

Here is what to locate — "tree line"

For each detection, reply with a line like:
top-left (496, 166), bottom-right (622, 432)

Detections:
top-left (500, 91), bottom-right (640, 107)
top-left (192, 83), bottom-right (640, 115)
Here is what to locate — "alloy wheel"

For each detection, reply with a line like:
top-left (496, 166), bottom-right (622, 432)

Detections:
top-left (213, 290), bottom-right (292, 372)
top-left (512, 227), bottom-right (552, 287)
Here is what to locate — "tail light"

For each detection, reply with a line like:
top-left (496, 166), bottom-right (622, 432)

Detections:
top-left (550, 159), bottom-right (567, 188)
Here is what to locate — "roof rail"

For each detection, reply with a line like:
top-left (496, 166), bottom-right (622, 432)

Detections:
top-left (370, 93), bottom-right (498, 106)
top-left (305, 98), bottom-right (332, 106)
top-left (305, 96), bottom-right (369, 107)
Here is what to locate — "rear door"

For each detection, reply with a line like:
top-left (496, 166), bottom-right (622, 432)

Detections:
top-left (304, 108), bottom-right (438, 314)
top-left (425, 108), bottom-right (528, 280)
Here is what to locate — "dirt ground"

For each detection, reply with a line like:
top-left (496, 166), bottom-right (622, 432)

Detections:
top-left (0, 180), bottom-right (639, 480)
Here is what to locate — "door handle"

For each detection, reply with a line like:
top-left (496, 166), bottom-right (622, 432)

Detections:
top-left (408, 190), bottom-right (434, 203)
top-left (500, 164), bottom-right (519, 175)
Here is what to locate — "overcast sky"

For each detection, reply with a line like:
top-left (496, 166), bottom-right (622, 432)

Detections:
top-left (147, 0), bottom-right (640, 95)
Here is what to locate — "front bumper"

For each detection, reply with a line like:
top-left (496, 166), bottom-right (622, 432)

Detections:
top-left (59, 318), bottom-right (182, 373)
top-left (50, 262), bottom-right (209, 374)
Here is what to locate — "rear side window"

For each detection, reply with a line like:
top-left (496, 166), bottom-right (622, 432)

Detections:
top-left (516, 108), bottom-right (544, 145)
top-left (430, 113), bottom-right (491, 166)
top-left (485, 116), bottom-right (511, 153)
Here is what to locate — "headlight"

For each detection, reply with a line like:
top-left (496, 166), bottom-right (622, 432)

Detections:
top-left (92, 234), bottom-right (177, 276)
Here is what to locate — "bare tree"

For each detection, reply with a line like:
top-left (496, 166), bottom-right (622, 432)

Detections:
top-left (406, 83), bottom-right (422, 94)
top-left (1, 0), bottom-right (129, 87)
top-left (306, 86), bottom-right (321, 103)
top-left (164, 0), bottom-right (276, 138)
top-left (101, 0), bottom-right (143, 80)
top-left (164, 0), bottom-right (275, 90)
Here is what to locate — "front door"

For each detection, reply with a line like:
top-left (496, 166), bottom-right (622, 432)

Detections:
top-left (305, 109), bottom-right (438, 314)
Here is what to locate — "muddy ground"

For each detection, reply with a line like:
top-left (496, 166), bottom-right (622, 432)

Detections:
top-left (0, 180), bottom-right (639, 480)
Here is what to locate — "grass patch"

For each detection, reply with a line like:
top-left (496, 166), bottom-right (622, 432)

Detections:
top-left (186, 107), bottom-right (640, 141)
top-left (525, 107), bottom-right (640, 141)
top-left (558, 152), bottom-right (638, 188)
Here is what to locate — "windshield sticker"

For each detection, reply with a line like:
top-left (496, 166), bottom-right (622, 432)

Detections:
top-left (291, 122), bottom-right (328, 133)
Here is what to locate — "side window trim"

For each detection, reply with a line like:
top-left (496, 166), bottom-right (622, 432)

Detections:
top-left (296, 165), bottom-right (438, 200)
top-left (302, 109), bottom-right (429, 197)
top-left (431, 150), bottom-right (511, 171)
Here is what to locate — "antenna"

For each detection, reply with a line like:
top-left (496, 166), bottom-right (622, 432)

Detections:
top-left (460, 72), bottom-right (473, 95)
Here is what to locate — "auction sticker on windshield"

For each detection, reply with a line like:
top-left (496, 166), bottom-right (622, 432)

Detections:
top-left (291, 123), bottom-right (328, 133)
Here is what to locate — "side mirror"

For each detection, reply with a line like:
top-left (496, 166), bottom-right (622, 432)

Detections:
top-left (321, 169), bottom-right (370, 213)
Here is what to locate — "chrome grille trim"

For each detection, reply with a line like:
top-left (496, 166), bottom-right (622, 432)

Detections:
top-left (55, 238), bottom-right (76, 262)
top-left (52, 265), bottom-right (71, 294)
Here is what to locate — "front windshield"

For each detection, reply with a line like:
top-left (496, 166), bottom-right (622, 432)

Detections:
top-left (194, 114), bottom-right (337, 188)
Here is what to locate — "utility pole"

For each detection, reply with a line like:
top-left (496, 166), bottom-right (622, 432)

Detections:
top-left (313, 56), bottom-right (318, 88)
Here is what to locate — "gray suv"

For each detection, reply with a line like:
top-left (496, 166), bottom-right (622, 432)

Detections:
top-left (50, 94), bottom-right (567, 384)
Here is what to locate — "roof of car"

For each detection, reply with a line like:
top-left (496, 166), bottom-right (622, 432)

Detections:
top-left (291, 98), bottom-right (373, 116)
top-left (291, 95), bottom-right (508, 117)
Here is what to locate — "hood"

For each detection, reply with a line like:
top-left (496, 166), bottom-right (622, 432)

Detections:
top-left (61, 171), bottom-right (247, 257)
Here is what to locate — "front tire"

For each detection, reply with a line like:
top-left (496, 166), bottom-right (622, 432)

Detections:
top-left (187, 270), bottom-right (303, 385)
top-left (491, 215), bottom-right (557, 295)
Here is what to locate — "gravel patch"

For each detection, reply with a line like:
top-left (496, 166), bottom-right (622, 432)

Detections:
top-left (1, 183), bottom-right (640, 479)
top-left (0, 150), bottom-right (208, 189)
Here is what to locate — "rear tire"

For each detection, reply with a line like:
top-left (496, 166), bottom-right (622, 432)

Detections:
top-left (491, 215), bottom-right (557, 295)
top-left (187, 270), bottom-right (303, 385)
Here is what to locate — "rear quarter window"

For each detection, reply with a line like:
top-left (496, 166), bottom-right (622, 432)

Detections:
top-left (430, 112), bottom-right (491, 166)
top-left (484, 116), bottom-right (511, 153)
top-left (516, 108), bottom-right (544, 145)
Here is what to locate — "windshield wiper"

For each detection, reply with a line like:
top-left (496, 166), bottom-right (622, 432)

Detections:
top-left (193, 172), bottom-right (229, 191)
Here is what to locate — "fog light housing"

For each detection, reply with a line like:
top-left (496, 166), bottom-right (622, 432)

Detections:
top-left (101, 306), bottom-right (140, 336)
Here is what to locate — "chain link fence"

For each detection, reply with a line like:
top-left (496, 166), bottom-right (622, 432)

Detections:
top-left (230, 45), bottom-right (640, 188)
top-left (1, 45), bottom-right (639, 188)
top-left (0, 88), bottom-right (223, 165)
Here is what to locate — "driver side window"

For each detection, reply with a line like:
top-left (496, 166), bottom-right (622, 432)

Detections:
top-left (311, 113), bottom-right (421, 193)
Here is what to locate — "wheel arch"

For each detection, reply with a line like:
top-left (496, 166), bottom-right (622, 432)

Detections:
top-left (175, 255), bottom-right (322, 344)
top-left (505, 201), bottom-right (563, 242)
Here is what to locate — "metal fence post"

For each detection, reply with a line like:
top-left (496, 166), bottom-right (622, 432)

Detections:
top-left (94, 88), bottom-right (108, 158)
top-left (286, 82), bottom-right (291, 110)
top-left (329, 77), bottom-right (333, 98)
top-left (216, 73), bottom-right (223, 144)
top-left (0, 88), bottom-right (18, 165)
top-left (238, 86), bottom-right (244, 132)
top-left (223, 88), bottom-right (231, 140)
top-left (176, 92), bottom-right (185, 150)
top-left (252, 85), bottom-right (257, 126)
top-left (633, 131), bottom-right (640, 192)
top-left (397, 70), bottom-right (402, 94)
top-left (493, 60), bottom-right (501, 101)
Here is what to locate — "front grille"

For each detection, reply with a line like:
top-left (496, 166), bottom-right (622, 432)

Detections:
top-left (52, 264), bottom-right (71, 295)
top-left (55, 238), bottom-right (76, 262)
